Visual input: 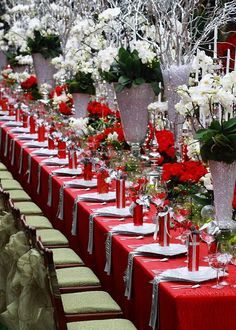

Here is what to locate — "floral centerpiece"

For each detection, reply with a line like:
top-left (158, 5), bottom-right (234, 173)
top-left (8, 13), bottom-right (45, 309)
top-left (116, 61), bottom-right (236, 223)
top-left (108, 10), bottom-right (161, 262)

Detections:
top-left (20, 74), bottom-right (41, 101)
top-left (50, 85), bottom-right (73, 116)
top-left (176, 71), bottom-right (236, 228)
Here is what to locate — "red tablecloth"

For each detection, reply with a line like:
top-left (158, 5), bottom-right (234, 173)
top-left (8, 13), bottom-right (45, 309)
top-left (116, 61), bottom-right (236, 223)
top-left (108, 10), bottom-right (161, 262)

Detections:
top-left (1, 122), bottom-right (236, 330)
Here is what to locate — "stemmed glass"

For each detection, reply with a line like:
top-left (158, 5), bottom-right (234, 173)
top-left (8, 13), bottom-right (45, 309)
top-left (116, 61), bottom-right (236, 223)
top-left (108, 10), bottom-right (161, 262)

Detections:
top-left (200, 230), bottom-right (215, 262)
top-left (230, 245), bottom-right (236, 288)
top-left (219, 241), bottom-right (232, 286)
top-left (208, 252), bottom-right (232, 289)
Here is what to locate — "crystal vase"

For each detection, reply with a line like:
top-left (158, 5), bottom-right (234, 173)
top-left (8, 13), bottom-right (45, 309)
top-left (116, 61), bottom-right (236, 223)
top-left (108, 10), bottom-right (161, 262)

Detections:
top-left (162, 64), bottom-right (191, 141)
top-left (209, 160), bottom-right (236, 228)
top-left (0, 51), bottom-right (7, 71)
top-left (115, 83), bottom-right (155, 157)
top-left (72, 93), bottom-right (90, 118)
top-left (32, 53), bottom-right (56, 88)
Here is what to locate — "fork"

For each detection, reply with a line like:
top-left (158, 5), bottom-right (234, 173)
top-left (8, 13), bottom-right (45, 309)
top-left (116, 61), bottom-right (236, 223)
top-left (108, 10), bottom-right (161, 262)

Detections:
top-left (171, 284), bottom-right (201, 289)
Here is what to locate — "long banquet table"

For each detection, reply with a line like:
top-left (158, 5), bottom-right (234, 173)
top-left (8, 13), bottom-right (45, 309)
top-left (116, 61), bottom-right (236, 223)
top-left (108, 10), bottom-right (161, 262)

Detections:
top-left (1, 120), bottom-right (236, 330)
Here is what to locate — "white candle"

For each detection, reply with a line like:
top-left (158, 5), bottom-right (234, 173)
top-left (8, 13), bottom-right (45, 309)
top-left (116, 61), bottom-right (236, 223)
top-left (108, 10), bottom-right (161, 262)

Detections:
top-left (158, 82), bottom-right (162, 102)
top-left (213, 27), bottom-right (218, 58)
top-left (226, 48), bottom-right (230, 74)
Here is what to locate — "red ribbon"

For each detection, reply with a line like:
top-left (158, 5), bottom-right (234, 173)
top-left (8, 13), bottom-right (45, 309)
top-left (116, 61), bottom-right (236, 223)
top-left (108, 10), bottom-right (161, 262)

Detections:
top-left (116, 179), bottom-right (126, 208)
top-left (29, 116), bottom-right (36, 134)
top-left (133, 204), bottom-right (143, 226)
top-left (158, 214), bottom-right (170, 247)
top-left (37, 125), bottom-right (46, 142)
top-left (57, 140), bottom-right (67, 159)
top-left (68, 148), bottom-right (78, 169)
top-left (188, 232), bottom-right (200, 271)
top-left (22, 114), bottom-right (29, 128)
top-left (84, 162), bottom-right (93, 181)
top-left (97, 170), bottom-right (109, 194)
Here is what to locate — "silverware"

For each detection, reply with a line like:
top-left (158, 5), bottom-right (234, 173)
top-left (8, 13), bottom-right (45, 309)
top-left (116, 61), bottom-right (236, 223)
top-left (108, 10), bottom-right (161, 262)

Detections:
top-left (120, 235), bottom-right (144, 240)
top-left (171, 284), bottom-right (201, 289)
top-left (143, 258), bottom-right (169, 262)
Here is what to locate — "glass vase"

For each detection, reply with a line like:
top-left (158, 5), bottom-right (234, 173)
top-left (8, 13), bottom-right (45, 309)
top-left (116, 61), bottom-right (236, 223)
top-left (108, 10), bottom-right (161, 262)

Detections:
top-left (72, 93), bottom-right (90, 118)
top-left (209, 160), bottom-right (236, 228)
top-left (32, 53), bottom-right (55, 88)
top-left (162, 64), bottom-right (191, 142)
top-left (115, 83), bottom-right (155, 157)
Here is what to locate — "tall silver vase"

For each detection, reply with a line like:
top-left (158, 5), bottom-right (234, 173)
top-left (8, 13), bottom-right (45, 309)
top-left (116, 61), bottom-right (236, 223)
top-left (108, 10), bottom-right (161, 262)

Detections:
top-left (162, 64), bottom-right (191, 142)
top-left (0, 52), bottom-right (7, 71)
top-left (209, 160), bottom-right (236, 228)
top-left (32, 53), bottom-right (55, 88)
top-left (115, 83), bottom-right (155, 157)
top-left (72, 93), bottom-right (90, 118)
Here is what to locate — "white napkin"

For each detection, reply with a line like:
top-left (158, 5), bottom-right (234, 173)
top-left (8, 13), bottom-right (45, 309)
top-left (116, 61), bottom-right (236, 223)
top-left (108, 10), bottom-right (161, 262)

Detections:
top-left (111, 223), bottom-right (156, 235)
top-left (160, 266), bottom-right (225, 282)
top-left (16, 133), bottom-right (38, 140)
top-left (52, 167), bottom-right (82, 176)
top-left (92, 206), bottom-right (131, 217)
top-left (135, 243), bottom-right (187, 256)
top-left (32, 149), bottom-right (58, 156)
top-left (65, 178), bottom-right (97, 188)
top-left (0, 111), bottom-right (9, 116)
top-left (10, 127), bottom-right (30, 133)
top-left (23, 141), bottom-right (48, 148)
top-left (78, 192), bottom-right (116, 202)
top-left (41, 157), bottom-right (68, 166)
top-left (2, 121), bottom-right (22, 127)
top-left (0, 115), bottom-right (15, 121)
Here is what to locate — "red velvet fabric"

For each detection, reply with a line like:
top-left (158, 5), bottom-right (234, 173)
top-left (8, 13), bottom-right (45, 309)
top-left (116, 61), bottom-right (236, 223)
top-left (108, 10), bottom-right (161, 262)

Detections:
top-left (1, 122), bottom-right (236, 330)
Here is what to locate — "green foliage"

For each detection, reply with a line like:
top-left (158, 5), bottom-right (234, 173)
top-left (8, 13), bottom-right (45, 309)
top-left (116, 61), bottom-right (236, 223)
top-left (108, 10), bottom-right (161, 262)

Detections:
top-left (27, 30), bottom-right (61, 59)
top-left (67, 72), bottom-right (95, 95)
top-left (195, 118), bottom-right (236, 163)
top-left (100, 47), bottom-right (162, 95)
top-left (5, 47), bottom-right (30, 66)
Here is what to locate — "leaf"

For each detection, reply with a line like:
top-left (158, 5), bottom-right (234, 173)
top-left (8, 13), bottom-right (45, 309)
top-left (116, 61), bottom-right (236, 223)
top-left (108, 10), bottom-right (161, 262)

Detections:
top-left (209, 120), bottom-right (221, 131)
top-left (118, 76), bottom-right (132, 86)
top-left (223, 118), bottom-right (236, 132)
top-left (133, 78), bottom-right (145, 86)
top-left (115, 83), bottom-right (124, 93)
top-left (151, 81), bottom-right (161, 96)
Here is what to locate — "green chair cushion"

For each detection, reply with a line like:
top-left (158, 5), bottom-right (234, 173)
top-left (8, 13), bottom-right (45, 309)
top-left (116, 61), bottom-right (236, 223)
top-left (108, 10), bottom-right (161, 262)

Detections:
top-left (0, 172), bottom-right (13, 179)
top-left (25, 215), bottom-right (53, 229)
top-left (1, 180), bottom-right (23, 190)
top-left (61, 291), bottom-right (121, 314)
top-left (13, 202), bottom-right (42, 215)
top-left (56, 267), bottom-right (100, 287)
top-left (0, 163), bottom-right (7, 171)
top-left (67, 319), bottom-right (137, 330)
top-left (37, 229), bottom-right (68, 245)
top-left (9, 190), bottom-right (31, 202)
top-left (51, 248), bottom-right (84, 266)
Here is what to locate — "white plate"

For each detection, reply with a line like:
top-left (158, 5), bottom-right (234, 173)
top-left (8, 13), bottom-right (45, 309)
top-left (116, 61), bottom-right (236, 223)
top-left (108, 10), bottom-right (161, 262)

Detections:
top-left (0, 111), bottom-right (9, 116)
top-left (52, 168), bottom-right (82, 176)
top-left (23, 141), bottom-right (48, 148)
top-left (16, 133), bottom-right (38, 140)
top-left (160, 266), bottom-right (225, 283)
top-left (112, 223), bottom-right (156, 235)
top-left (78, 192), bottom-right (116, 202)
top-left (10, 127), bottom-right (30, 133)
top-left (135, 243), bottom-right (187, 256)
top-left (0, 115), bottom-right (15, 121)
top-left (32, 149), bottom-right (58, 156)
top-left (93, 206), bottom-right (131, 218)
top-left (2, 121), bottom-right (22, 127)
top-left (41, 157), bottom-right (68, 166)
top-left (65, 178), bottom-right (97, 188)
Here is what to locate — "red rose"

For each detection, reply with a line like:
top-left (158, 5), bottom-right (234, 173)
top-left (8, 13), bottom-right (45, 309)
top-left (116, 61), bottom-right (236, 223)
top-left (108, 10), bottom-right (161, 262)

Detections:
top-left (59, 102), bottom-right (73, 115)
top-left (21, 75), bottom-right (37, 90)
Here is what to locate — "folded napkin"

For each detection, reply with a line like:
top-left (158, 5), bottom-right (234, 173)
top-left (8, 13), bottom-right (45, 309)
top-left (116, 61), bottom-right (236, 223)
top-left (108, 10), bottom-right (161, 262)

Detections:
top-left (2, 121), bottom-right (22, 127)
top-left (0, 111), bottom-right (9, 115)
top-left (65, 178), bottom-right (97, 188)
top-left (52, 167), bottom-right (82, 176)
top-left (41, 157), bottom-right (68, 166)
top-left (23, 141), bottom-right (48, 148)
top-left (135, 243), bottom-right (187, 256)
top-left (10, 127), bottom-right (30, 133)
top-left (78, 192), bottom-right (116, 202)
top-left (32, 149), bottom-right (58, 156)
top-left (111, 223), bottom-right (156, 235)
top-left (91, 206), bottom-right (132, 217)
top-left (0, 115), bottom-right (15, 121)
top-left (16, 133), bottom-right (38, 140)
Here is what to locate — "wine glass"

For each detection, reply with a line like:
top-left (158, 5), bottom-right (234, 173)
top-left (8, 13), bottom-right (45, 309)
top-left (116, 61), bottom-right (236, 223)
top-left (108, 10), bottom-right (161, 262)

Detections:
top-left (218, 241), bottom-right (232, 286)
top-left (230, 245), bottom-right (236, 288)
top-left (200, 230), bottom-right (215, 262)
top-left (209, 252), bottom-right (232, 289)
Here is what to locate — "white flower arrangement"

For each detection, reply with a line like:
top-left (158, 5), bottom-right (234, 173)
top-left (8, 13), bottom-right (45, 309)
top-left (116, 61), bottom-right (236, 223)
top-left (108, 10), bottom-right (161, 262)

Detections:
top-left (96, 46), bottom-right (118, 72)
top-left (68, 117), bottom-right (89, 137)
top-left (98, 8), bottom-right (121, 22)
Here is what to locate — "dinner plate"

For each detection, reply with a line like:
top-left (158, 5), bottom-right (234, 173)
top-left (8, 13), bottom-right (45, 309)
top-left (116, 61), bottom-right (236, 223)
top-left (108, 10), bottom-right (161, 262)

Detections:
top-left (16, 133), bottom-right (38, 140)
top-left (65, 178), bottom-right (97, 188)
top-left (0, 115), bottom-right (15, 121)
top-left (78, 191), bottom-right (116, 202)
top-left (135, 243), bottom-right (187, 256)
top-left (160, 266), bottom-right (225, 282)
top-left (52, 168), bottom-right (82, 176)
top-left (0, 111), bottom-right (9, 116)
top-left (23, 141), bottom-right (48, 148)
top-left (111, 223), bottom-right (156, 235)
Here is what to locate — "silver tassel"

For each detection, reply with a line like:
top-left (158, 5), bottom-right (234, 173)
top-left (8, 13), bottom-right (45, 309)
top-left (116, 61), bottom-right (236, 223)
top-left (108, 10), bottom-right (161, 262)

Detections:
top-left (71, 196), bottom-right (80, 236)
top-left (4, 133), bottom-right (8, 157)
top-left (26, 154), bottom-right (32, 184)
top-left (149, 277), bottom-right (163, 330)
top-left (47, 175), bottom-right (53, 206)
top-left (124, 252), bottom-right (142, 300)
top-left (104, 232), bottom-right (114, 275)
top-left (87, 214), bottom-right (96, 254)
top-left (19, 148), bottom-right (23, 174)
top-left (11, 139), bottom-right (15, 165)
top-left (37, 164), bottom-right (41, 194)
top-left (57, 185), bottom-right (65, 220)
